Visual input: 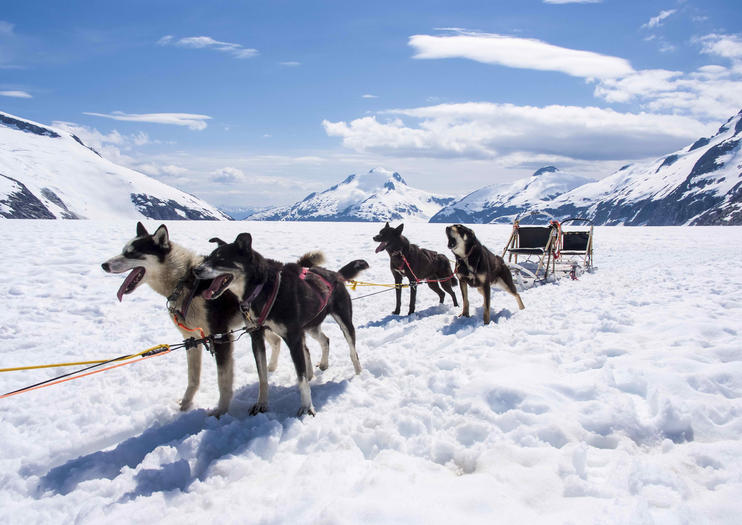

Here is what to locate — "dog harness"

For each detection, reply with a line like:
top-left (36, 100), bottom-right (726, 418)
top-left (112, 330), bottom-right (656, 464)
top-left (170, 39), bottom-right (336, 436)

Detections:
top-left (240, 271), bottom-right (282, 331)
top-left (299, 267), bottom-right (335, 324)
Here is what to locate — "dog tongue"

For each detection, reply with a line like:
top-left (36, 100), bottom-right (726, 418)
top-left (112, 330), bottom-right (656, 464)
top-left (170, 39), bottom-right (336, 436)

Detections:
top-left (375, 242), bottom-right (387, 253)
top-left (117, 267), bottom-right (145, 302)
top-left (203, 274), bottom-right (229, 300)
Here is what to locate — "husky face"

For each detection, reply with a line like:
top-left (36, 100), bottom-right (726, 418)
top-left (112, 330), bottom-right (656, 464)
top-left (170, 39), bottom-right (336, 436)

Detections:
top-left (372, 222), bottom-right (404, 253)
top-left (445, 224), bottom-right (472, 256)
top-left (193, 233), bottom-right (255, 301)
top-left (101, 222), bottom-right (171, 301)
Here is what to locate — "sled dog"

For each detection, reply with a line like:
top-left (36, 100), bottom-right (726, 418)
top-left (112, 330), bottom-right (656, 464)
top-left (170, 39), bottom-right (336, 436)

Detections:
top-left (193, 233), bottom-right (368, 416)
top-left (101, 222), bottom-right (333, 416)
top-left (373, 222), bottom-right (458, 315)
top-left (445, 224), bottom-right (525, 324)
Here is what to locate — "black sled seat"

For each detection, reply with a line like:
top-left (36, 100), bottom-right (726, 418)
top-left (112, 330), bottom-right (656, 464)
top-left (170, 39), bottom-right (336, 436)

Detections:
top-left (501, 218), bottom-right (559, 283)
top-left (557, 218), bottom-right (594, 272)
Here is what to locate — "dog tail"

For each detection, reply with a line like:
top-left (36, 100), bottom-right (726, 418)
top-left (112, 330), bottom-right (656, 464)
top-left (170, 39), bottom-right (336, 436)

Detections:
top-left (338, 259), bottom-right (369, 281)
top-left (297, 251), bottom-right (325, 268)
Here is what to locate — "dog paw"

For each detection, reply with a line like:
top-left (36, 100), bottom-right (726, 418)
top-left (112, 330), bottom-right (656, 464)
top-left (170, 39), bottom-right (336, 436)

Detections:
top-left (207, 407), bottom-right (227, 418)
top-left (392, 310), bottom-right (400, 315)
top-left (297, 405), bottom-right (316, 417)
top-left (249, 403), bottom-right (268, 416)
top-left (458, 312), bottom-right (470, 318)
top-left (317, 362), bottom-right (329, 371)
top-left (267, 364), bottom-right (278, 372)
top-left (179, 399), bottom-right (193, 411)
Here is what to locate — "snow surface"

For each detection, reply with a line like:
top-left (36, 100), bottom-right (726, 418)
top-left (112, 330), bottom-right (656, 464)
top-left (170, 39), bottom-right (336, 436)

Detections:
top-left (1, 220), bottom-right (742, 524)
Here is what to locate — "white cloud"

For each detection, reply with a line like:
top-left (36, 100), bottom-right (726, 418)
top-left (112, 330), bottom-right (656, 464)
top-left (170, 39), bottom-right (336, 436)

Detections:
top-left (409, 30), bottom-right (634, 79)
top-left (697, 33), bottom-right (742, 60)
top-left (280, 61), bottom-right (301, 67)
top-left (158, 35), bottom-right (258, 59)
top-left (0, 90), bottom-right (31, 98)
top-left (211, 166), bottom-right (246, 184)
top-left (642, 9), bottom-right (677, 29)
top-left (362, 94), bottom-right (378, 99)
top-left (83, 111), bottom-right (211, 130)
top-left (323, 103), bottom-right (709, 162)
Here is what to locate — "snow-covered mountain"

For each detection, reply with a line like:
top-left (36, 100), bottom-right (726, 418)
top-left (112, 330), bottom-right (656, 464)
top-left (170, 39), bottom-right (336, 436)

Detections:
top-left (430, 166), bottom-right (595, 224)
top-left (537, 109), bottom-right (742, 225)
top-left (0, 111), bottom-right (229, 220)
top-left (251, 167), bottom-right (455, 222)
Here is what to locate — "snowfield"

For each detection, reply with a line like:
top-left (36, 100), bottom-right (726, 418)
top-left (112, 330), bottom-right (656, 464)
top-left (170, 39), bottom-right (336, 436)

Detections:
top-left (1, 220), bottom-right (741, 524)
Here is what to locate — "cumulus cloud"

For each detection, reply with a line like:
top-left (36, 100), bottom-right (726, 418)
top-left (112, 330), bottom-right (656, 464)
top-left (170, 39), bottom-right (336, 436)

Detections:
top-left (158, 35), bottom-right (258, 59)
top-left (409, 30), bottom-right (634, 79)
top-left (0, 90), bottom-right (31, 98)
top-left (697, 33), bottom-right (742, 60)
top-left (642, 9), bottom-right (677, 29)
top-left (83, 111), bottom-right (211, 130)
top-left (323, 103), bottom-right (709, 162)
top-left (211, 167), bottom-right (246, 184)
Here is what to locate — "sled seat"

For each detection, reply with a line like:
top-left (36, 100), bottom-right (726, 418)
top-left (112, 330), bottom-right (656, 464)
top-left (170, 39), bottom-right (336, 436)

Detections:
top-left (560, 231), bottom-right (590, 254)
top-left (557, 218), bottom-right (594, 270)
top-left (504, 226), bottom-right (553, 255)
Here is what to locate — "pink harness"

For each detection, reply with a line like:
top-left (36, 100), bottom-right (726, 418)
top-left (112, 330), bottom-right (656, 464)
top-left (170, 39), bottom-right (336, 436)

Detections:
top-left (299, 267), bottom-right (334, 320)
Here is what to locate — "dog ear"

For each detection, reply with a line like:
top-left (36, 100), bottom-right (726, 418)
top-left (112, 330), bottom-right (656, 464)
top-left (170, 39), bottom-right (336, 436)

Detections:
top-left (384, 221), bottom-right (390, 228)
top-left (235, 232), bottom-right (252, 253)
top-left (152, 224), bottom-right (170, 249)
top-left (209, 237), bottom-right (227, 247)
top-left (395, 223), bottom-right (404, 234)
top-left (136, 221), bottom-right (148, 237)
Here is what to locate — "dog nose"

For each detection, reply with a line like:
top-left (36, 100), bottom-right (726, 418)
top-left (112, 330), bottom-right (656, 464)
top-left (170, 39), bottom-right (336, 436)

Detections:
top-left (101, 262), bottom-right (110, 272)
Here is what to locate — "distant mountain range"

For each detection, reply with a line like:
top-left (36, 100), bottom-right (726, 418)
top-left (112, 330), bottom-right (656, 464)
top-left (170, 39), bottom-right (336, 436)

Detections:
top-left (535, 109), bottom-right (742, 225)
top-left (250, 167), bottom-right (456, 222)
top-left (3, 108), bottom-right (740, 225)
top-left (429, 166), bottom-right (595, 224)
top-left (0, 111), bottom-right (229, 220)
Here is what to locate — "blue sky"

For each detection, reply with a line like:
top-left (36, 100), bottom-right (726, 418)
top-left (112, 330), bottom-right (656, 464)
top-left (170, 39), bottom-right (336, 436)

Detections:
top-left (1, 0), bottom-right (741, 210)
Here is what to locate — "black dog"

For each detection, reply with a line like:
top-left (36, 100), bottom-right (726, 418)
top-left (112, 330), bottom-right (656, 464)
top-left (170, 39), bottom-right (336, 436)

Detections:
top-left (373, 222), bottom-right (458, 315)
top-left (193, 233), bottom-right (368, 416)
top-left (445, 224), bottom-right (525, 325)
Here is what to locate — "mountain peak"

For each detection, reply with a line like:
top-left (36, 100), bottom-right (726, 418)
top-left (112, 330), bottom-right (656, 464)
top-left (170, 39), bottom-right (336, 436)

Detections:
top-left (252, 168), bottom-right (453, 222)
top-left (532, 166), bottom-right (559, 177)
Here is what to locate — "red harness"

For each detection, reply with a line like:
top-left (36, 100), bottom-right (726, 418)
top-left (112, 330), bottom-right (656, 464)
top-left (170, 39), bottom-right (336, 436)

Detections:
top-left (299, 267), bottom-right (334, 322)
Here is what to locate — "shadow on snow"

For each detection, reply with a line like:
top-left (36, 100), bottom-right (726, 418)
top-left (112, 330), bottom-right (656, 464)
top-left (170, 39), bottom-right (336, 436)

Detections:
top-left (35, 379), bottom-right (349, 498)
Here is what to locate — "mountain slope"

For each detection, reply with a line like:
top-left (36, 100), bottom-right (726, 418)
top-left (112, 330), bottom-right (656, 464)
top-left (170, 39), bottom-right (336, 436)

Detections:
top-left (252, 167), bottom-right (455, 222)
top-left (539, 110), bottom-right (742, 225)
top-left (430, 166), bottom-right (595, 223)
top-left (0, 111), bottom-right (229, 220)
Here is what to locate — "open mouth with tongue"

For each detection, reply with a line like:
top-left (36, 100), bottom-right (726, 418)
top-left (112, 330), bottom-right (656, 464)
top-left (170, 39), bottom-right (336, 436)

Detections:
top-left (375, 241), bottom-right (388, 253)
top-left (117, 267), bottom-right (145, 302)
top-left (202, 274), bottom-right (233, 300)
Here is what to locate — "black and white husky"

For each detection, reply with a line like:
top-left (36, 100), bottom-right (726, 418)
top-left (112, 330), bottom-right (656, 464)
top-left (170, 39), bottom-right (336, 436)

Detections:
top-left (445, 224), bottom-right (525, 325)
top-left (101, 222), bottom-right (337, 417)
top-left (193, 232), bottom-right (368, 416)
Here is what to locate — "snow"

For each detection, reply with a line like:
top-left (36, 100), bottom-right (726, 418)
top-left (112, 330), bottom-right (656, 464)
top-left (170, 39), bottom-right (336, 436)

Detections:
top-left (435, 167), bottom-right (595, 221)
top-left (0, 111), bottom-right (228, 220)
top-left (1, 220), bottom-right (742, 524)
top-left (253, 167), bottom-right (453, 222)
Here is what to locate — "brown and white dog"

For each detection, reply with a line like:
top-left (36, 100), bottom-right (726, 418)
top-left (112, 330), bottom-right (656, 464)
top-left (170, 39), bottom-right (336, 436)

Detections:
top-left (445, 224), bottom-right (525, 324)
